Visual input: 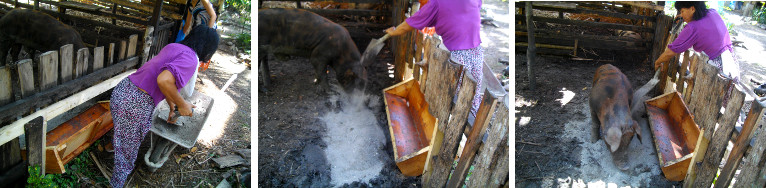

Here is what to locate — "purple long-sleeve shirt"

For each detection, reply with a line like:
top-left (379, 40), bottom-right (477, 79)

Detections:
top-left (128, 43), bottom-right (198, 106)
top-left (405, 0), bottom-right (482, 51)
top-left (668, 9), bottom-right (732, 59)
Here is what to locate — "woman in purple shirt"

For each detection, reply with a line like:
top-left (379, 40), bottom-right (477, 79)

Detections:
top-left (109, 25), bottom-right (219, 188)
top-left (385, 0), bottom-right (485, 117)
top-left (655, 1), bottom-right (740, 82)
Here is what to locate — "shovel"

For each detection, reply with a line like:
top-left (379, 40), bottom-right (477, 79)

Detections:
top-left (360, 34), bottom-right (391, 64)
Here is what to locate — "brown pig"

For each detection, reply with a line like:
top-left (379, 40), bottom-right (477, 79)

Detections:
top-left (0, 9), bottom-right (87, 65)
top-left (589, 64), bottom-right (642, 170)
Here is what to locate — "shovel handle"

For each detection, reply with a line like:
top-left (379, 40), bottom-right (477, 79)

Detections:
top-left (377, 34), bottom-right (390, 44)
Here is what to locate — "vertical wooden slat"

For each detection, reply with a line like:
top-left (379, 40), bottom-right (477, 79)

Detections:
top-left (0, 138), bottom-right (21, 172)
top-left (447, 87), bottom-right (500, 188)
top-left (525, 1), bottom-right (536, 90)
top-left (736, 101), bottom-right (766, 187)
top-left (141, 26), bottom-right (154, 66)
top-left (392, 0), bottom-right (407, 82)
top-left (423, 72), bottom-right (476, 188)
top-left (714, 102), bottom-right (766, 188)
top-left (127, 34), bottom-right (138, 58)
top-left (17, 59), bottom-right (35, 98)
top-left (683, 61), bottom-right (728, 187)
top-left (93, 46), bottom-right (104, 72)
top-left (60, 44), bottom-right (74, 83)
top-left (119, 40), bottom-right (127, 61)
top-left (419, 35), bottom-right (434, 94)
top-left (466, 99), bottom-right (509, 187)
top-left (0, 66), bottom-right (12, 105)
top-left (24, 116), bottom-right (46, 175)
top-left (36, 51), bottom-right (58, 91)
top-left (675, 50), bottom-right (690, 92)
top-left (690, 85), bottom-right (744, 187)
top-left (74, 48), bottom-right (89, 78)
top-left (108, 43), bottom-right (115, 66)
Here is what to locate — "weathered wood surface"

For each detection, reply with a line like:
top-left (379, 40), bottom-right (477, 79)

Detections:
top-left (517, 2), bottom-right (657, 21)
top-left (651, 15), bottom-right (672, 69)
top-left (683, 62), bottom-right (728, 187)
top-left (141, 26), bottom-right (153, 66)
top-left (423, 46), bottom-right (460, 131)
top-left (447, 87), bottom-right (500, 188)
top-left (0, 138), bottom-right (21, 171)
top-left (0, 58), bottom-right (138, 144)
top-left (17, 59), bottom-right (35, 98)
top-left (526, 2), bottom-right (536, 90)
top-left (714, 102), bottom-right (766, 188)
top-left (736, 101), bottom-right (766, 187)
top-left (517, 15), bottom-right (654, 32)
top-left (675, 51), bottom-right (690, 92)
top-left (75, 48), bottom-right (89, 78)
top-left (423, 73), bottom-right (476, 188)
top-left (119, 40), bottom-right (127, 61)
top-left (418, 36), bottom-right (434, 94)
top-left (108, 43), bottom-right (115, 66)
top-left (24, 116), bottom-right (46, 175)
top-left (93, 46), bottom-right (104, 72)
top-left (60, 44), bottom-right (74, 83)
top-left (98, 0), bottom-right (181, 19)
top-left (127, 34), bottom-right (138, 58)
top-left (467, 100), bottom-right (509, 187)
top-left (36, 51), bottom-right (58, 91)
top-left (0, 67), bottom-right (11, 105)
top-left (690, 86), bottom-right (743, 187)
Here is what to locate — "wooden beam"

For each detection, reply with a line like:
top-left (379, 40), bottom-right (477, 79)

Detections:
top-left (517, 15), bottom-right (655, 32)
top-left (0, 58), bottom-right (138, 144)
top-left (424, 72), bottom-right (476, 188)
top-left (516, 2), bottom-right (656, 21)
top-left (613, 1), bottom-right (664, 11)
top-left (33, 2), bottom-right (150, 26)
top-left (447, 87), bottom-right (500, 188)
top-left (736, 102), bottom-right (766, 187)
top-left (690, 86), bottom-right (743, 187)
top-left (526, 1), bottom-right (536, 90)
top-left (467, 102), bottom-right (509, 187)
top-left (515, 42), bottom-right (574, 50)
top-left (99, 0), bottom-right (181, 20)
top-left (515, 30), bottom-right (650, 51)
top-left (24, 116), bottom-right (46, 175)
top-left (714, 102), bottom-right (766, 187)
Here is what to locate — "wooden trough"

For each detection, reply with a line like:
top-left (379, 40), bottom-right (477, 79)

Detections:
top-left (646, 91), bottom-right (700, 181)
top-left (383, 78), bottom-right (436, 176)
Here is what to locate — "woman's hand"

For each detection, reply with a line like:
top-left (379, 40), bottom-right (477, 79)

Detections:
top-left (385, 21), bottom-right (415, 37)
top-left (177, 101), bottom-right (196, 116)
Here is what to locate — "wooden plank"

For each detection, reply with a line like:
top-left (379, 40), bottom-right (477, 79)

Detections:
top-left (714, 102), bottom-right (766, 188)
top-left (75, 48), bottom-right (89, 78)
top-left (119, 40), bottom-right (127, 61)
top-left (651, 15), bottom-right (672, 68)
top-left (675, 51), bottom-right (690, 92)
top-left (419, 36), bottom-right (434, 94)
top-left (613, 1), bottom-right (664, 11)
top-left (36, 51), bottom-right (59, 91)
top-left (682, 62), bottom-right (728, 187)
top-left (684, 54), bottom-right (701, 103)
top-left (93, 46), bottom-right (104, 72)
top-left (690, 85), bottom-right (743, 187)
top-left (108, 43), bottom-right (115, 66)
top-left (44, 145), bottom-right (65, 174)
top-left (24, 116), bottom-right (46, 175)
top-left (60, 44), bottom-right (74, 83)
top-left (32, 2), bottom-right (150, 26)
top-left (127, 34), bottom-right (138, 58)
top-left (526, 1), bottom-right (536, 90)
top-left (517, 15), bottom-right (654, 32)
top-left (0, 66), bottom-right (12, 105)
top-left (0, 57), bottom-right (139, 141)
top-left (736, 103), bottom-right (766, 187)
top-left (515, 31), bottom-right (649, 51)
top-left (423, 72), bottom-right (477, 188)
top-left (0, 138), bottom-right (21, 171)
top-left (466, 102), bottom-right (509, 187)
top-left (16, 59), bottom-right (35, 98)
top-left (141, 26), bottom-right (154, 66)
top-left (447, 88), bottom-right (500, 188)
top-left (519, 2), bottom-right (657, 21)
top-left (99, 0), bottom-right (181, 20)
top-left (0, 160), bottom-right (25, 185)
top-left (424, 48), bottom-right (460, 132)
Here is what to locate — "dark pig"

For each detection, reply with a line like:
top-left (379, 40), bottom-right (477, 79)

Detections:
top-left (0, 9), bottom-right (86, 65)
top-left (589, 64), bottom-right (642, 170)
top-left (258, 8), bottom-right (367, 92)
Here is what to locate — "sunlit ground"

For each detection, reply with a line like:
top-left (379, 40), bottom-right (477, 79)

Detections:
top-left (195, 51), bottom-right (248, 147)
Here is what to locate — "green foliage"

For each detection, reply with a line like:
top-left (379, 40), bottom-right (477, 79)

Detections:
top-left (226, 0), bottom-right (251, 18)
top-left (754, 5), bottom-right (766, 25)
top-left (27, 165), bottom-right (57, 188)
top-left (234, 32), bottom-right (251, 53)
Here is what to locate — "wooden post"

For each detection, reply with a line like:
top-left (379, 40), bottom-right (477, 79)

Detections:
top-left (24, 116), bottom-right (46, 175)
top-left (93, 46), bottom-right (104, 72)
top-left (419, 36), bottom-right (434, 94)
top-left (525, 2), bottom-right (536, 90)
top-left (111, 2), bottom-right (117, 25)
top-left (127, 34), bottom-right (138, 58)
top-left (17, 59), bottom-right (35, 98)
top-left (0, 66), bottom-right (12, 105)
top-left (683, 62), bottom-right (729, 187)
top-left (714, 101), bottom-right (766, 188)
top-left (60, 44), bottom-right (74, 83)
top-left (736, 102), bottom-right (766, 187)
top-left (675, 51), bottom-right (690, 92)
top-left (36, 51), bottom-right (59, 91)
top-left (108, 43), bottom-right (115, 66)
top-left (466, 99), bottom-right (509, 187)
top-left (75, 48), bottom-right (89, 78)
top-left (423, 72), bottom-right (476, 188)
top-left (447, 87), bottom-right (500, 188)
top-left (149, 0), bottom-right (163, 30)
top-left (141, 26), bottom-right (154, 66)
top-left (119, 40), bottom-right (127, 61)
top-left (690, 86), bottom-right (744, 187)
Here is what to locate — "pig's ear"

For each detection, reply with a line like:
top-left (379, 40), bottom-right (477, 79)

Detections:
top-left (633, 120), bottom-right (642, 144)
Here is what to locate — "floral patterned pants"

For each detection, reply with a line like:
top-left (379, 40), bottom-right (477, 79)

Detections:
top-left (110, 78), bottom-right (154, 188)
top-left (452, 46), bottom-right (485, 116)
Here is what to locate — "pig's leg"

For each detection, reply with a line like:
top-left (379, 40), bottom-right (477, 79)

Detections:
top-left (591, 108), bottom-right (600, 143)
top-left (9, 43), bottom-right (22, 63)
top-left (258, 48), bottom-right (270, 92)
top-left (0, 38), bottom-right (10, 66)
top-left (310, 57), bottom-right (331, 93)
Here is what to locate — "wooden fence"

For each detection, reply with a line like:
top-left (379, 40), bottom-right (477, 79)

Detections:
top-left (658, 44), bottom-right (766, 187)
top-left (515, 1), bottom-right (664, 57)
top-left (0, 33), bottom-right (142, 181)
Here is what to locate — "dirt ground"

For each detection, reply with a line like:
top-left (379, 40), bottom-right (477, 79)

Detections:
top-left (258, 0), bottom-right (509, 187)
top-left (515, 7), bottom-right (766, 188)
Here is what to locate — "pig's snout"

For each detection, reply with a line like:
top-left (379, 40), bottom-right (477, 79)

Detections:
top-left (606, 127), bottom-right (622, 152)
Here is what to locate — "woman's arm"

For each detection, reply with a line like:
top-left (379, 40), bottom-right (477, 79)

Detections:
top-left (157, 70), bottom-right (195, 117)
top-left (385, 21), bottom-right (415, 37)
top-left (654, 48), bottom-right (678, 71)
top-left (201, 0), bottom-right (217, 28)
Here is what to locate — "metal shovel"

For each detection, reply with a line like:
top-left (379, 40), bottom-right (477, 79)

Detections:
top-left (360, 34), bottom-right (391, 64)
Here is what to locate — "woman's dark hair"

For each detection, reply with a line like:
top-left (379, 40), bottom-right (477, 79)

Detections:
top-left (674, 1), bottom-right (708, 21)
top-left (179, 25), bottom-right (220, 62)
